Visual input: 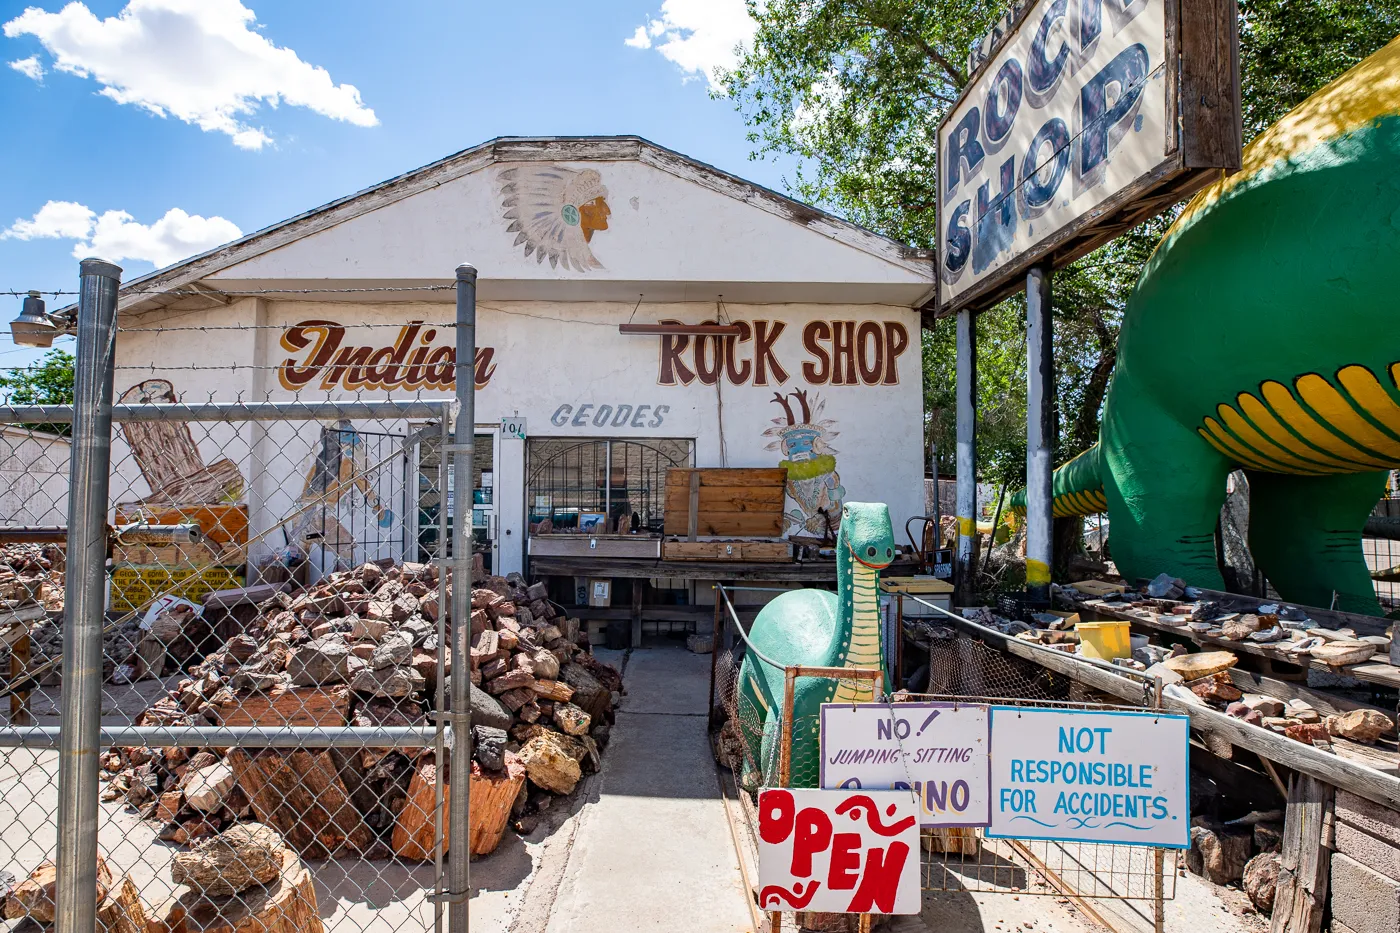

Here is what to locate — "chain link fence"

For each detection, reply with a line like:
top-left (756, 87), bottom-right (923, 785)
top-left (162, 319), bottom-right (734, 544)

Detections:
top-left (709, 586), bottom-right (1175, 931)
top-left (0, 264), bottom-right (493, 933)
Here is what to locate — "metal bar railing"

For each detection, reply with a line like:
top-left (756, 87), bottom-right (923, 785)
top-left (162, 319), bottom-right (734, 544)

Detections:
top-left (0, 725), bottom-right (438, 748)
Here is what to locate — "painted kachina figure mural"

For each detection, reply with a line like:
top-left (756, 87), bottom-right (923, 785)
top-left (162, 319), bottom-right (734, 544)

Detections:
top-left (494, 165), bottom-right (612, 271)
top-left (765, 389), bottom-right (845, 539)
top-left (284, 420), bottom-right (395, 572)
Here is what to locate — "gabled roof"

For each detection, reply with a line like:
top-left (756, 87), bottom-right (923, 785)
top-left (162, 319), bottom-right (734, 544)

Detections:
top-left (104, 136), bottom-right (935, 316)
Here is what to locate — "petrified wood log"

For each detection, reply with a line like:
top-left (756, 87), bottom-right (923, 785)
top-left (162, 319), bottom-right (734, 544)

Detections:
top-left (149, 849), bottom-right (320, 933)
top-left (226, 748), bottom-right (372, 857)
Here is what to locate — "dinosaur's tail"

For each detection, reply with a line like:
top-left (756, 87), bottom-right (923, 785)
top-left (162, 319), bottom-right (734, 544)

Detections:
top-left (1010, 443), bottom-right (1108, 518)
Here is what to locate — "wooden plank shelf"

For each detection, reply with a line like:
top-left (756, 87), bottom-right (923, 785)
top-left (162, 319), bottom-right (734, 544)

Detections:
top-left (1068, 597), bottom-right (1400, 690)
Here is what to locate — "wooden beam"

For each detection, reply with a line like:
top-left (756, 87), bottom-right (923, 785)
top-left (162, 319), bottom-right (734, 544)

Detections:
top-left (1271, 774), bottom-right (1332, 933)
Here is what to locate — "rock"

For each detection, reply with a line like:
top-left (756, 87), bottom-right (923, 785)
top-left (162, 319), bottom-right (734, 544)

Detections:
top-left (532, 678), bottom-right (574, 703)
top-left (286, 637), bottom-right (351, 686)
top-left (467, 681), bottom-right (513, 730)
top-left (225, 634), bottom-right (259, 663)
top-left (1222, 615), bottom-right (1262, 640)
top-left (1253, 821), bottom-right (1283, 853)
top-left (5, 856), bottom-right (111, 922)
top-left (1249, 626), bottom-right (1284, 643)
top-left (1163, 651), bottom-right (1238, 680)
top-left (351, 616), bottom-right (392, 641)
top-left (1310, 641), bottom-right (1376, 665)
top-left (370, 633), bottom-right (413, 670)
top-left (226, 748), bottom-right (373, 857)
top-left (170, 823), bottom-right (285, 897)
top-left (526, 648), bottom-right (560, 680)
top-left (97, 873), bottom-right (146, 933)
top-left (1242, 852), bottom-right (1281, 914)
top-left (473, 725), bottom-right (508, 771)
top-left (156, 790), bottom-right (183, 823)
top-left (1190, 675), bottom-right (1243, 704)
top-left (1242, 695), bottom-right (1285, 717)
top-left (526, 581), bottom-right (548, 601)
top-left (485, 669), bottom-right (536, 695)
top-left (1225, 702), bottom-right (1263, 726)
top-left (519, 732), bottom-right (583, 794)
top-left (498, 687), bottom-right (536, 712)
top-left (183, 761), bottom-right (235, 812)
top-left (1326, 708), bottom-right (1394, 743)
top-left (1287, 708), bottom-right (1322, 725)
top-left (152, 848), bottom-right (318, 933)
top-left (1187, 823), bottom-right (1251, 885)
top-left (553, 702), bottom-right (591, 736)
top-left (1285, 722), bottom-right (1330, 745)
top-left (350, 664), bottom-right (424, 698)
top-left (1146, 573), bottom-right (1185, 599)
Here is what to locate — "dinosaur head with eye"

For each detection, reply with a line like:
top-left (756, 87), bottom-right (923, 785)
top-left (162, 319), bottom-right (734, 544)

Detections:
top-left (839, 501), bottom-right (895, 570)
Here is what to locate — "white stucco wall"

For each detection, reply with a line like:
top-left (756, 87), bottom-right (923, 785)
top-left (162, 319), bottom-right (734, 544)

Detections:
top-left (111, 298), bottom-right (925, 572)
top-left (0, 427), bottom-right (71, 526)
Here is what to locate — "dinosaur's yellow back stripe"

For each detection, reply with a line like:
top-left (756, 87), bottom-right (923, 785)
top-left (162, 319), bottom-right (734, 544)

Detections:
top-left (1200, 362), bottom-right (1400, 474)
top-left (1168, 35), bottom-right (1400, 239)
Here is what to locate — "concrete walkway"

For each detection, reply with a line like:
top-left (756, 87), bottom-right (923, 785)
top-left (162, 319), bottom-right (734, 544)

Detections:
top-left (529, 643), bottom-right (753, 933)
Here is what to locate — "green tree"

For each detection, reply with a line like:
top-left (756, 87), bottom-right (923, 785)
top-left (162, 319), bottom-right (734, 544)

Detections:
top-left (722, 0), bottom-right (1400, 487)
top-left (0, 349), bottom-right (76, 436)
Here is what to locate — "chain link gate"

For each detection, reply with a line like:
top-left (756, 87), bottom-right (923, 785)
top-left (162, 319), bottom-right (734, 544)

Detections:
top-left (709, 584), bottom-right (1177, 933)
top-left (0, 260), bottom-right (483, 933)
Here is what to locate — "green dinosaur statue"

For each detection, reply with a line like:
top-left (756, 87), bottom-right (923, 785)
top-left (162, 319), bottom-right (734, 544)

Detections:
top-left (736, 501), bottom-right (896, 788)
top-left (1012, 36), bottom-right (1400, 615)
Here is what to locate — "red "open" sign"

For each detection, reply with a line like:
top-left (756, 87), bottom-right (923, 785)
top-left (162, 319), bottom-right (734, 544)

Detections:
top-left (757, 788), bottom-right (921, 915)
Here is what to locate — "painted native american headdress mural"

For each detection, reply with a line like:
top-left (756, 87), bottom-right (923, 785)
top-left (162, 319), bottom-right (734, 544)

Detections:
top-left (764, 389), bottom-right (846, 538)
top-left (493, 165), bottom-right (612, 272)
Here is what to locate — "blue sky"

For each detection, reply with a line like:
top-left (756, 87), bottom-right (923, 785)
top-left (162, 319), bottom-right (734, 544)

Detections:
top-left (0, 0), bottom-right (788, 368)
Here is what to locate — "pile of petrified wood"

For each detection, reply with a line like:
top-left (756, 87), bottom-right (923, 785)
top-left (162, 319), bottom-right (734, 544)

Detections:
top-left (0, 543), bottom-right (63, 611)
top-left (100, 560), bottom-right (621, 860)
top-left (1, 823), bottom-right (323, 933)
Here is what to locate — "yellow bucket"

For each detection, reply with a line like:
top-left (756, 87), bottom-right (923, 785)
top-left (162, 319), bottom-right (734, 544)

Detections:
top-left (1076, 620), bottom-right (1132, 661)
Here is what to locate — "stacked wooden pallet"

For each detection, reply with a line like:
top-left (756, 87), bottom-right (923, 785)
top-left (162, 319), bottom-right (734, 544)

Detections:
top-left (662, 468), bottom-right (790, 561)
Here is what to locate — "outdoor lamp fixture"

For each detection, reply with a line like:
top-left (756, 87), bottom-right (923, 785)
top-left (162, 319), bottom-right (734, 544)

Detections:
top-left (9, 291), bottom-right (72, 348)
top-left (618, 322), bottom-right (743, 336)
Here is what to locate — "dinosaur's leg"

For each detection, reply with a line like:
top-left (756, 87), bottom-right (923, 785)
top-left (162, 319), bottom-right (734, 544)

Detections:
top-left (1245, 469), bottom-right (1387, 615)
top-left (1100, 385), bottom-right (1232, 587)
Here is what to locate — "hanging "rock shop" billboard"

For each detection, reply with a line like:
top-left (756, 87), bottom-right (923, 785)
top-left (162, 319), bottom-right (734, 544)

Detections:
top-left (936, 0), bottom-right (1242, 314)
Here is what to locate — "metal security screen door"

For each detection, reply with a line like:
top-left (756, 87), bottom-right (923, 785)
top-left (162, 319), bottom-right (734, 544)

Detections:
top-left (525, 438), bottom-right (694, 535)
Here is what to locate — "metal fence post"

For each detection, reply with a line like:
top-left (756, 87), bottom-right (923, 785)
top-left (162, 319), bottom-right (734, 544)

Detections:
top-left (449, 263), bottom-right (477, 933)
top-left (55, 258), bottom-right (121, 933)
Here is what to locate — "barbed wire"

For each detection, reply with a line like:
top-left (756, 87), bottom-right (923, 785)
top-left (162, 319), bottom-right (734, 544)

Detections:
top-left (3, 285), bottom-right (458, 298)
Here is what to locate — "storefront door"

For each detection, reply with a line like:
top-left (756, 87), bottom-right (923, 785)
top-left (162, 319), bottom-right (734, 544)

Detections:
top-left (415, 428), bottom-right (500, 575)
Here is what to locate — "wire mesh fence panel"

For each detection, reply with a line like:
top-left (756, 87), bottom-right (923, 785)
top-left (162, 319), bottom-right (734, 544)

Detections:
top-left (0, 375), bottom-right (462, 933)
top-left (1366, 475), bottom-right (1400, 608)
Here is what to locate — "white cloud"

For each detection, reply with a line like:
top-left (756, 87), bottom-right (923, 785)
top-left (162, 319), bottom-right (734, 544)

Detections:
top-left (2, 200), bottom-right (95, 240)
top-left (3, 0), bottom-right (377, 150)
top-left (8, 54), bottom-right (43, 79)
top-left (3, 200), bottom-right (241, 268)
top-left (626, 0), bottom-right (757, 92)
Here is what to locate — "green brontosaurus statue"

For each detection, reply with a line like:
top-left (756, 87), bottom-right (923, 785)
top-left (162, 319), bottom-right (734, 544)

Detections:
top-left (1012, 37), bottom-right (1400, 615)
top-left (737, 501), bottom-right (896, 787)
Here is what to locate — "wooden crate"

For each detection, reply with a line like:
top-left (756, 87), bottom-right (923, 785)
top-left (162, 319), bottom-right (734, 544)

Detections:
top-left (663, 468), bottom-right (786, 538)
top-left (662, 539), bottom-right (792, 561)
